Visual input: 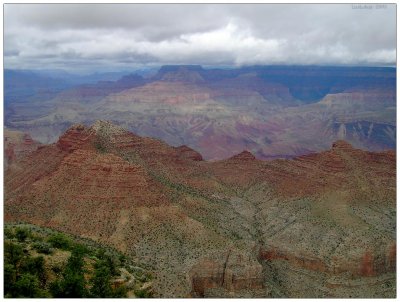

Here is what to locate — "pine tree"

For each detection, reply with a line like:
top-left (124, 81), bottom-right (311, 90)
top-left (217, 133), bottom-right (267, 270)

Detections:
top-left (90, 260), bottom-right (113, 297)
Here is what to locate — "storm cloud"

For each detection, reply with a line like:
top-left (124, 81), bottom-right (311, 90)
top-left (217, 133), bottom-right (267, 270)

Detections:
top-left (4, 4), bottom-right (396, 72)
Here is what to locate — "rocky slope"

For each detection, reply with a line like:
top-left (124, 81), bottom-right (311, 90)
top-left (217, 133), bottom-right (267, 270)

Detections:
top-left (4, 121), bottom-right (396, 298)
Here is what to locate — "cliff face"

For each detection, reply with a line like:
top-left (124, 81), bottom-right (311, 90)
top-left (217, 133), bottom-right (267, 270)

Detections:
top-left (190, 251), bottom-right (264, 297)
top-left (4, 121), bottom-right (396, 298)
top-left (258, 242), bottom-right (396, 277)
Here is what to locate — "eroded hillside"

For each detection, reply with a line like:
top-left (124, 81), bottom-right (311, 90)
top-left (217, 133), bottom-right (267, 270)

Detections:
top-left (4, 121), bottom-right (396, 297)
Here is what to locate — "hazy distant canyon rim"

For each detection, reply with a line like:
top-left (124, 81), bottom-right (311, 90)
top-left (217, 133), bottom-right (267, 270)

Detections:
top-left (4, 65), bottom-right (396, 160)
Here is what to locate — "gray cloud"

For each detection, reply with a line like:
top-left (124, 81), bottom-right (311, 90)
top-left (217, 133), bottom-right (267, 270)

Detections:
top-left (4, 4), bottom-right (396, 72)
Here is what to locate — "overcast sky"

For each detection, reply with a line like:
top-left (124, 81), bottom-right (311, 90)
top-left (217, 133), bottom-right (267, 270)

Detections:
top-left (4, 4), bottom-right (396, 73)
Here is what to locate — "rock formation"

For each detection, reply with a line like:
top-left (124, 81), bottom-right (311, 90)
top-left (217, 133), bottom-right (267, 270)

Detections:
top-left (229, 150), bottom-right (256, 161)
top-left (190, 250), bottom-right (264, 297)
top-left (4, 121), bottom-right (396, 298)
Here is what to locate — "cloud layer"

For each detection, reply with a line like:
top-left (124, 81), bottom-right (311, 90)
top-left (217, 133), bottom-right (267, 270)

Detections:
top-left (4, 4), bottom-right (396, 72)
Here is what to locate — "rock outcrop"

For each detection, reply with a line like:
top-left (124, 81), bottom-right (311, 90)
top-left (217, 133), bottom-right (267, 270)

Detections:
top-left (229, 150), bottom-right (256, 161)
top-left (190, 251), bottom-right (264, 297)
top-left (175, 145), bottom-right (203, 161)
top-left (57, 124), bottom-right (92, 152)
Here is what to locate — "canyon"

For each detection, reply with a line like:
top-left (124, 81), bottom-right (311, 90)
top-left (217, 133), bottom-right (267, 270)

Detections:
top-left (4, 65), bottom-right (396, 160)
top-left (4, 121), bottom-right (396, 297)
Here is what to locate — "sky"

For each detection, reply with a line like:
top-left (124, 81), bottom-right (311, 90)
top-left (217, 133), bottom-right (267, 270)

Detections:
top-left (4, 4), bottom-right (397, 73)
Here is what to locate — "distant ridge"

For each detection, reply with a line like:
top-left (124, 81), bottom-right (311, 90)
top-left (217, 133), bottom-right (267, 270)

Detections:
top-left (5, 65), bottom-right (396, 161)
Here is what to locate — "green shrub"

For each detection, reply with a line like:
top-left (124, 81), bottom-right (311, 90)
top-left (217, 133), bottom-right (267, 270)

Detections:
top-left (119, 254), bottom-right (127, 265)
top-left (4, 225), bottom-right (149, 298)
top-left (58, 271), bottom-right (87, 298)
top-left (73, 243), bottom-right (90, 255)
top-left (4, 228), bottom-right (14, 239)
top-left (49, 280), bottom-right (63, 297)
top-left (4, 263), bottom-right (17, 293)
top-left (104, 254), bottom-right (119, 276)
top-left (90, 261), bottom-right (113, 297)
top-left (52, 265), bottom-right (63, 274)
top-left (14, 273), bottom-right (41, 298)
top-left (134, 288), bottom-right (153, 298)
top-left (111, 285), bottom-right (128, 298)
top-left (47, 233), bottom-right (72, 250)
top-left (15, 227), bottom-right (31, 242)
top-left (33, 242), bottom-right (54, 255)
top-left (4, 241), bottom-right (24, 266)
top-left (51, 246), bottom-right (88, 298)
top-left (95, 250), bottom-right (119, 276)
top-left (20, 256), bottom-right (46, 286)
